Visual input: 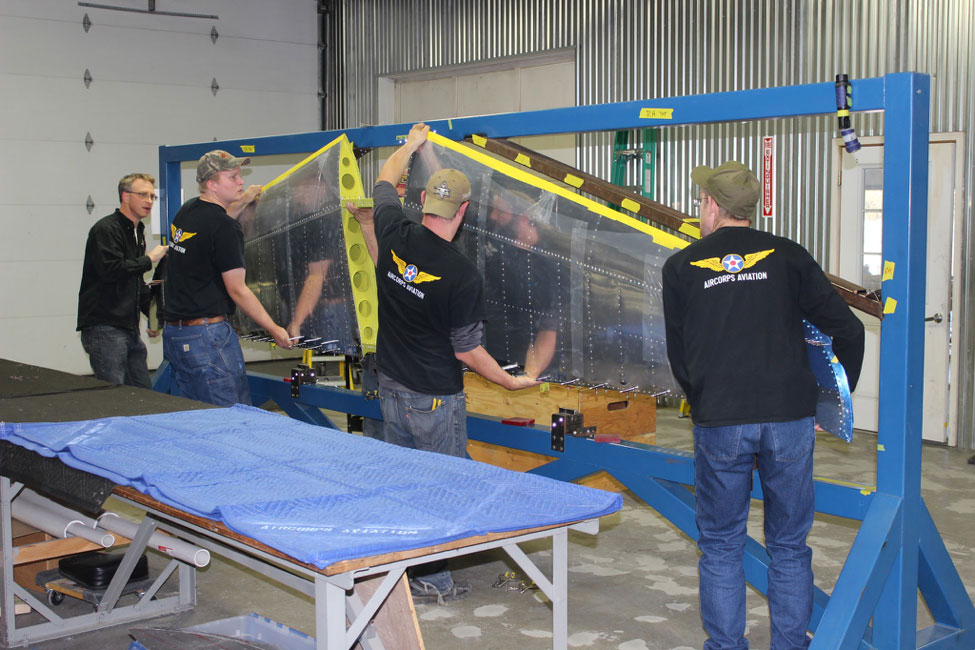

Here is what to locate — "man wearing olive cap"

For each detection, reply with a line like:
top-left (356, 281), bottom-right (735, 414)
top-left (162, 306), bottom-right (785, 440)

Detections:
top-left (162, 150), bottom-right (292, 406)
top-left (662, 161), bottom-right (864, 649)
top-left (350, 123), bottom-right (538, 603)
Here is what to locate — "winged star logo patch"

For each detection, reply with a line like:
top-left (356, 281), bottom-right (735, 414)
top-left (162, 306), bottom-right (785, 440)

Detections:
top-left (433, 181), bottom-right (451, 200)
top-left (170, 224), bottom-right (197, 244)
top-left (391, 250), bottom-right (441, 284)
top-left (691, 249), bottom-right (774, 274)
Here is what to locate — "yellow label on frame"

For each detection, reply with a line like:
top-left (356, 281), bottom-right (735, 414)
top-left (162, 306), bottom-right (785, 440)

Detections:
top-left (240, 145), bottom-right (256, 153)
top-left (515, 153), bottom-right (532, 168)
top-left (882, 260), bottom-right (895, 282)
top-left (883, 297), bottom-right (897, 314)
top-left (639, 108), bottom-right (674, 120)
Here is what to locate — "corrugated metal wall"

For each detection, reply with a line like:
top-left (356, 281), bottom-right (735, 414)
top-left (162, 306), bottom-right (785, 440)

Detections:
top-left (322, 0), bottom-right (975, 449)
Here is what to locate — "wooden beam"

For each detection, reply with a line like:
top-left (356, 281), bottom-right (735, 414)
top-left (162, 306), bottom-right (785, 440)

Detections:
top-left (468, 136), bottom-right (700, 238)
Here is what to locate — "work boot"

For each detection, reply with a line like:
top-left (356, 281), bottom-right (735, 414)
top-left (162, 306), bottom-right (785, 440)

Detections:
top-left (409, 578), bottom-right (472, 605)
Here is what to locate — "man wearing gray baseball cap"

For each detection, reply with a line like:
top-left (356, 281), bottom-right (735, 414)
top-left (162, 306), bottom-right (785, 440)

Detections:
top-left (162, 150), bottom-right (292, 406)
top-left (662, 160), bottom-right (864, 650)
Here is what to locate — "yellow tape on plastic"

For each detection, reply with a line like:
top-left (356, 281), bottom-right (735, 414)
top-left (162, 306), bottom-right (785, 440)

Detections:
top-left (426, 132), bottom-right (689, 251)
top-left (262, 135), bottom-right (348, 192)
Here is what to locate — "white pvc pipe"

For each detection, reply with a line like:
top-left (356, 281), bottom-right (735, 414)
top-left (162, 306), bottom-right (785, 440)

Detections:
top-left (98, 512), bottom-right (211, 568)
top-left (12, 492), bottom-right (115, 547)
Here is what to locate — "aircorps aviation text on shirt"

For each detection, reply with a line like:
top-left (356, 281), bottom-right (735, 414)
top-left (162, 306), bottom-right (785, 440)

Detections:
top-left (662, 227), bottom-right (864, 427)
top-left (372, 181), bottom-right (485, 395)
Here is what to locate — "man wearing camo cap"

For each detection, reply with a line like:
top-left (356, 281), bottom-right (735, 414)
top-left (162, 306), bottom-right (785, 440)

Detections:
top-left (349, 123), bottom-right (538, 604)
top-left (162, 150), bottom-right (292, 406)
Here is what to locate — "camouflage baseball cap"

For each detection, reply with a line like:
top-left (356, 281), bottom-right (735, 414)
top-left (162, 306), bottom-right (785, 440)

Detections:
top-left (196, 150), bottom-right (251, 184)
top-left (423, 169), bottom-right (471, 219)
top-left (691, 161), bottom-right (760, 218)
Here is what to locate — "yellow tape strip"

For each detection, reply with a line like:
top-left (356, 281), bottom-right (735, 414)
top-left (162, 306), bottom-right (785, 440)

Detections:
top-left (515, 153), bottom-right (532, 168)
top-left (240, 145), bottom-right (256, 153)
top-left (679, 223), bottom-right (702, 239)
top-left (471, 134), bottom-right (487, 147)
top-left (883, 297), bottom-right (897, 314)
top-left (814, 476), bottom-right (876, 495)
top-left (563, 174), bottom-right (583, 188)
top-left (836, 109), bottom-right (850, 117)
top-left (639, 108), bottom-right (674, 120)
top-left (620, 198), bottom-right (640, 214)
top-left (426, 132), bottom-right (689, 250)
top-left (882, 260), bottom-right (895, 282)
top-left (262, 134), bottom-right (349, 192)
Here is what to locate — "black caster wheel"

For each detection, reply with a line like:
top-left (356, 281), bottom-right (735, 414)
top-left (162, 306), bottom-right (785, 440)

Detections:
top-left (47, 589), bottom-right (64, 606)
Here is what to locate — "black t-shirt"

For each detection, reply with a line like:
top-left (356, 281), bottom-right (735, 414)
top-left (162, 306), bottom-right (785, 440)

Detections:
top-left (164, 197), bottom-right (245, 320)
top-left (373, 181), bottom-right (485, 395)
top-left (661, 227), bottom-right (864, 427)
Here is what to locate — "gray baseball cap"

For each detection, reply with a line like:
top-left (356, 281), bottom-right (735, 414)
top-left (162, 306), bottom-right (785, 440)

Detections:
top-left (196, 150), bottom-right (250, 184)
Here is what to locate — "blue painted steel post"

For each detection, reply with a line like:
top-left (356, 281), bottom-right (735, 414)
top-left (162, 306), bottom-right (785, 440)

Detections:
top-left (157, 150), bottom-right (183, 240)
top-left (873, 72), bottom-right (930, 648)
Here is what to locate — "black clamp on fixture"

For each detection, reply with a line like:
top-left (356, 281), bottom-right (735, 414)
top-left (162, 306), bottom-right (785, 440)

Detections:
top-left (551, 408), bottom-right (596, 452)
top-left (835, 74), bottom-right (862, 153)
top-left (286, 363), bottom-right (318, 398)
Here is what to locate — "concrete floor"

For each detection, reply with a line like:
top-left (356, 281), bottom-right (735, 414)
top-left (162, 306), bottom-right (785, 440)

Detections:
top-left (18, 407), bottom-right (975, 650)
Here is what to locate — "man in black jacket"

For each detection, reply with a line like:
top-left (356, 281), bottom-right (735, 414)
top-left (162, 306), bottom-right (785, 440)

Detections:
top-left (77, 173), bottom-right (168, 387)
top-left (662, 161), bottom-right (864, 650)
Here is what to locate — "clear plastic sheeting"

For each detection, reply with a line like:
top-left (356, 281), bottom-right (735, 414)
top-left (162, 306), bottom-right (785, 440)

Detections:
top-left (233, 145), bottom-right (358, 355)
top-left (403, 140), bottom-right (681, 395)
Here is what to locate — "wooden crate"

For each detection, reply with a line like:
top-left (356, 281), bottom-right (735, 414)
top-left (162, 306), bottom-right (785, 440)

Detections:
top-left (464, 373), bottom-right (656, 492)
top-left (11, 520), bottom-right (57, 591)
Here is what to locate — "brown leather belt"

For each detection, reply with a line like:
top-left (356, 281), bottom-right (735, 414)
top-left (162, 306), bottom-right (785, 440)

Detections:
top-left (166, 315), bottom-right (227, 327)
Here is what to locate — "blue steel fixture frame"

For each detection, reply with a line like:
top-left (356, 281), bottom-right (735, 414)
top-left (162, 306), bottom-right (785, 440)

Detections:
top-left (157, 73), bottom-right (974, 649)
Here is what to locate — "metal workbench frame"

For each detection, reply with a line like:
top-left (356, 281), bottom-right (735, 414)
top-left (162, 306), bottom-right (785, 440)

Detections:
top-left (0, 478), bottom-right (196, 647)
top-left (157, 73), bottom-right (975, 649)
top-left (112, 491), bottom-right (599, 650)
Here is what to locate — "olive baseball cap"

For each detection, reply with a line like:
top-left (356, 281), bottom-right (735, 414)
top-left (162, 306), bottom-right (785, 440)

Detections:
top-left (691, 161), bottom-right (760, 218)
top-left (423, 169), bottom-right (471, 219)
top-left (196, 150), bottom-right (251, 184)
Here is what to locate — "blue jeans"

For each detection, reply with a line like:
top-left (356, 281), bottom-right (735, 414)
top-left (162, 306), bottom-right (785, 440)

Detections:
top-left (378, 386), bottom-right (468, 458)
top-left (379, 385), bottom-right (467, 592)
top-left (694, 418), bottom-right (815, 650)
top-left (163, 321), bottom-right (251, 406)
top-left (80, 325), bottom-right (152, 388)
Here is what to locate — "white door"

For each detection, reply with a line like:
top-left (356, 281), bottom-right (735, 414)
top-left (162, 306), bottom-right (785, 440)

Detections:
top-left (835, 140), bottom-right (958, 444)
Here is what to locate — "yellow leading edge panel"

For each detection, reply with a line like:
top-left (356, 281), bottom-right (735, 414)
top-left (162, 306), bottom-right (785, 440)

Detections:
top-left (336, 142), bottom-right (379, 354)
